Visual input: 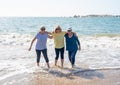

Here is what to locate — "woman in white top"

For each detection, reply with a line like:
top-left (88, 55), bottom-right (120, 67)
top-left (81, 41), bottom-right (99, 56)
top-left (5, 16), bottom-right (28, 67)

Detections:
top-left (28, 26), bottom-right (52, 68)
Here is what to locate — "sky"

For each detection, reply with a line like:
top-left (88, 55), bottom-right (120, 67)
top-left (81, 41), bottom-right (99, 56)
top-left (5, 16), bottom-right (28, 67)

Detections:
top-left (0, 0), bottom-right (120, 17)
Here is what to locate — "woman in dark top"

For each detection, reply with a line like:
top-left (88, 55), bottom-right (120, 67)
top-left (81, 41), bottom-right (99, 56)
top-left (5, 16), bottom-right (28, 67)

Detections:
top-left (65, 28), bottom-right (81, 68)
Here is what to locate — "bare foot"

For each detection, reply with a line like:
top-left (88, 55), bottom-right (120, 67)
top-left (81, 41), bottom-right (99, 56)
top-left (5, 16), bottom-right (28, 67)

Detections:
top-left (55, 64), bottom-right (57, 67)
top-left (61, 65), bottom-right (63, 69)
top-left (37, 63), bottom-right (39, 67)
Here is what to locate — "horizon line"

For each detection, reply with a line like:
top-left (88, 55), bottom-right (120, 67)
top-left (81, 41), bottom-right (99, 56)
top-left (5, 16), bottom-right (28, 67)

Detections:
top-left (0, 14), bottom-right (120, 17)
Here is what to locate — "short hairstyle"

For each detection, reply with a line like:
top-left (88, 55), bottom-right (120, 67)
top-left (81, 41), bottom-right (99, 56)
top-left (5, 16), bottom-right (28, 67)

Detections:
top-left (40, 26), bottom-right (46, 30)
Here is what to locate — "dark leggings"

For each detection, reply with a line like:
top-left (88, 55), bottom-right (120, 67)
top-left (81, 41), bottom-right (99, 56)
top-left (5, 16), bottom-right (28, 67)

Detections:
top-left (55, 47), bottom-right (64, 60)
top-left (36, 49), bottom-right (49, 63)
top-left (68, 50), bottom-right (77, 65)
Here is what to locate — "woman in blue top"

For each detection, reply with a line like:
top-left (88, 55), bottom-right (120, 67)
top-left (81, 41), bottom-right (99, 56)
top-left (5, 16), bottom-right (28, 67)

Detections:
top-left (65, 28), bottom-right (81, 68)
top-left (28, 26), bottom-right (52, 68)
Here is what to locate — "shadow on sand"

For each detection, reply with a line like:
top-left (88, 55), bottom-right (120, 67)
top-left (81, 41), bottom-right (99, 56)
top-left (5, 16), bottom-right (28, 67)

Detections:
top-left (44, 66), bottom-right (104, 80)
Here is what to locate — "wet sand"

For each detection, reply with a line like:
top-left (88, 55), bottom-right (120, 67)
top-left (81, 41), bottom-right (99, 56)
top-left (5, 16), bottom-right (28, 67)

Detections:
top-left (0, 67), bottom-right (120, 85)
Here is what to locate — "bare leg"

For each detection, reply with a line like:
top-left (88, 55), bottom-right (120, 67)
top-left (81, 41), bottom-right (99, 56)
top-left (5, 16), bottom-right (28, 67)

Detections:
top-left (61, 59), bottom-right (64, 68)
top-left (72, 64), bottom-right (74, 68)
top-left (37, 63), bottom-right (39, 67)
top-left (55, 59), bottom-right (58, 66)
top-left (47, 63), bottom-right (50, 68)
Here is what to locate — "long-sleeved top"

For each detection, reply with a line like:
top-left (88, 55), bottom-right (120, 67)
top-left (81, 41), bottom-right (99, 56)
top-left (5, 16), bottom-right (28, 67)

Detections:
top-left (65, 33), bottom-right (80, 51)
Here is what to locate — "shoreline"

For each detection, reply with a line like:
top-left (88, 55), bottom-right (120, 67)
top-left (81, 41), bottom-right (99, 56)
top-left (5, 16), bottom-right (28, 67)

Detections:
top-left (0, 32), bottom-right (120, 85)
top-left (0, 67), bottom-right (120, 85)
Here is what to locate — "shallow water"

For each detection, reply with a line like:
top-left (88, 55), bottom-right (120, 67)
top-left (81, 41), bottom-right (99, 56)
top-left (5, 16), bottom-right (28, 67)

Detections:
top-left (0, 34), bottom-right (120, 82)
top-left (0, 17), bottom-right (120, 83)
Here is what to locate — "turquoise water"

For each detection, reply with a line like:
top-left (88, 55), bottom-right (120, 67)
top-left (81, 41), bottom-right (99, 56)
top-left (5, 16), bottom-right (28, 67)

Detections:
top-left (0, 17), bottom-right (120, 83)
top-left (0, 17), bottom-right (120, 35)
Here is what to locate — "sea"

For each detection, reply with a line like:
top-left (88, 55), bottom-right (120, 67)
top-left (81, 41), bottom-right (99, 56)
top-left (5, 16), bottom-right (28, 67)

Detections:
top-left (0, 17), bottom-right (120, 84)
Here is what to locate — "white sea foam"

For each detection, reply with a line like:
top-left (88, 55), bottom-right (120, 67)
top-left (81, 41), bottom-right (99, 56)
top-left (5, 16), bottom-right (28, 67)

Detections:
top-left (0, 33), bottom-right (120, 81)
top-left (0, 33), bottom-right (120, 48)
top-left (80, 36), bottom-right (120, 49)
top-left (0, 33), bottom-right (32, 46)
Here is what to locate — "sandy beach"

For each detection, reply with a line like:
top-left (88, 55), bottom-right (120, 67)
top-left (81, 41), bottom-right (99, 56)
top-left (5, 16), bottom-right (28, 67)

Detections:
top-left (0, 35), bottom-right (120, 85)
top-left (0, 66), bottom-right (120, 85)
top-left (0, 17), bottom-right (120, 85)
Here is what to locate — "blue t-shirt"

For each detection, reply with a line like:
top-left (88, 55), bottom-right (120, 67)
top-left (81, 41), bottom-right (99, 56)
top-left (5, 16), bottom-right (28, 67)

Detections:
top-left (65, 34), bottom-right (80, 51)
top-left (35, 32), bottom-right (49, 50)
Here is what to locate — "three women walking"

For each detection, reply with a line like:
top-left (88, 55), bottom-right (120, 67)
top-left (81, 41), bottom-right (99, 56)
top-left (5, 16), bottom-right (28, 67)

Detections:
top-left (28, 25), bottom-right (81, 69)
